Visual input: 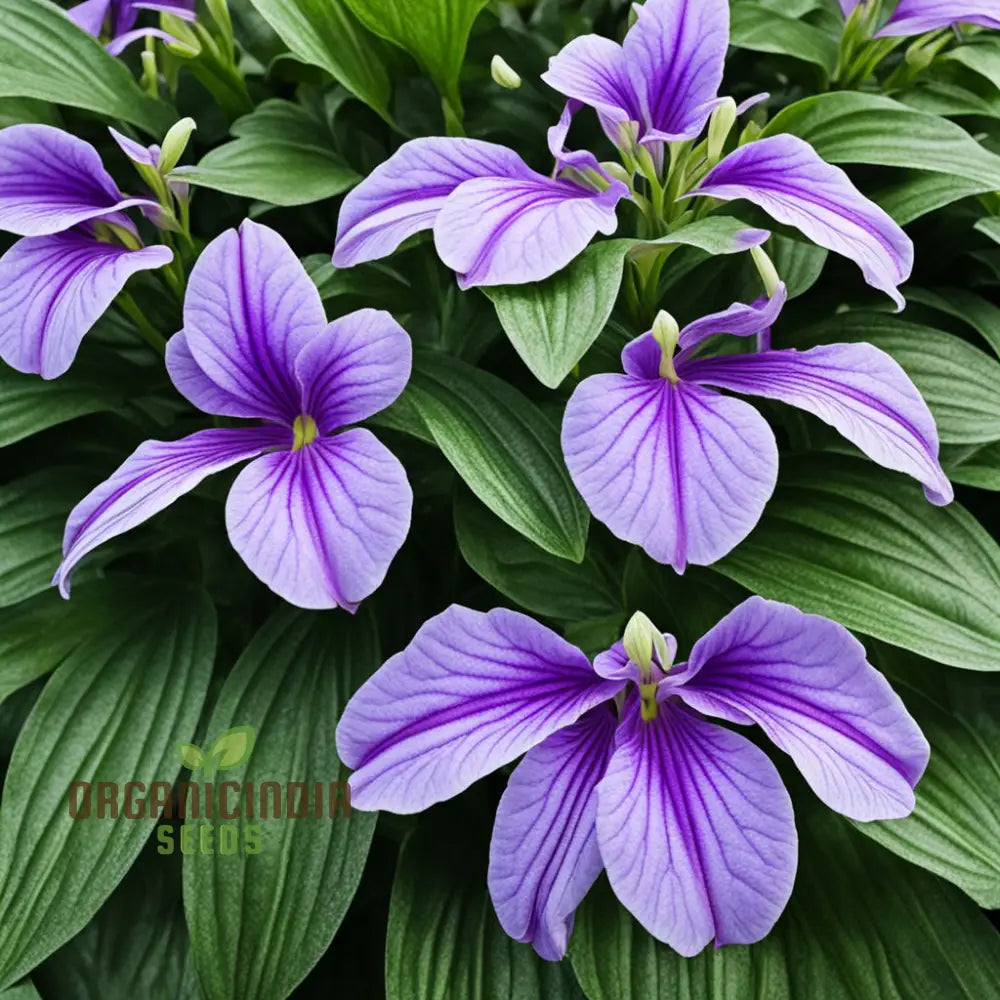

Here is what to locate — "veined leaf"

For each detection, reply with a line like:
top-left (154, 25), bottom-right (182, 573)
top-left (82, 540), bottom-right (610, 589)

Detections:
top-left (730, 3), bottom-right (838, 74)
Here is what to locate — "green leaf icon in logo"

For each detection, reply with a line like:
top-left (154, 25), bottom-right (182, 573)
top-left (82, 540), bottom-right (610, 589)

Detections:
top-left (209, 725), bottom-right (256, 771)
top-left (178, 742), bottom-right (205, 771)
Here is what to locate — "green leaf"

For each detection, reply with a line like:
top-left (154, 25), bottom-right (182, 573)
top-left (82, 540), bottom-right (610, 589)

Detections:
top-left (763, 91), bottom-right (1000, 188)
top-left (179, 99), bottom-right (360, 206)
top-left (976, 215), bottom-right (1000, 246)
top-left (183, 607), bottom-right (379, 1000)
top-left (208, 725), bottom-right (256, 771)
top-left (341, 0), bottom-right (487, 109)
top-left (856, 649), bottom-right (1000, 908)
top-left (786, 312), bottom-right (1000, 444)
top-left (408, 351), bottom-right (589, 561)
top-left (485, 218), bottom-right (767, 389)
top-left (0, 583), bottom-right (215, 989)
top-left (386, 821), bottom-right (585, 1000)
top-left (454, 490), bottom-right (621, 620)
top-left (875, 169), bottom-right (992, 226)
top-left (946, 440), bottom-right (1000, 489)
top-left (570, 809), bottom-right (1000, 999)
top-left (730, 2), bottom-right (838, 74)
top-left (713, 454), bottom-right (1000, 670)
top-left (0, 983), bottom-right (41, 1000)
top-left (247, 0), bottom-right (392, 121)
top-left (0, 0), bottom-right (173, 134)
top-left (907, 286), bottom-right (1000, 357)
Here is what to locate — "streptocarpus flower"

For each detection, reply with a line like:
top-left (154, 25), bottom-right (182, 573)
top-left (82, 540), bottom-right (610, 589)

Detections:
top-left (332, 110), bottom-right (630, 288)
top-left (52, 220), bottom-right (413, 611)
top-left (839, 0), bottom-right (1000, 36)
top-left (561, 284), bottom-right (953, 572)
top-left (542, 0), bottom-right (913, 307)
top-left (336, 599), bottom-right (929, 958)
top-left (0, 124), bottom-right (173, 379)
top-left (68, 0), bottom-right (195, 54)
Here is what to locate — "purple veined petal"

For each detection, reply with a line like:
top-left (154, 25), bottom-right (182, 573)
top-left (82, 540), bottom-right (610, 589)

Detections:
top-left (547, 101), bottom-right (607, 177)
top-left (332, 138), bottom-right (532, 269)
top-left (66, 0), bottom-right (111, 36)
top-left (165, 331), bottom-right (263, 419)
top-left (622, 0), bottom-right (730, 144)
top-left (133, 0), bottom-right (197, 19)
top-left (561, 374), bottom-right (778, 571)
top-left (488, 705), bottom-right (618, 961)
top-left (0, 233), bottom-right (173, 379)
top-left (183, 220), bottom-right (327, 425)
top-left (108, 127), bottom-right (159, 167)
top-left (679, 342), bottom-right (954, 505)
top-left (697, 135), bottom-right (913, 309)
top-left (433, 174), bottom-right (628, 288)
top-left (225, 429), bottom-right (412, 611)
top-left (879, 0), bottom-right (1000, 34)
top-left (106, 27), bottom-right (180, 56)
top-left (295, 308), bottom-right (412, 434)
top-left (53, 426), bottom-right (290, 597)
top-left (596, 696), bottom-right (797, 956)
top-left (677, 597), bottom-right (931, 821)
top-left (335, 605), bottom-right (623, 813)
top-left (0, 124), bottom-right (157, 236)
top-left (593, 636), bottom-right (677, 684)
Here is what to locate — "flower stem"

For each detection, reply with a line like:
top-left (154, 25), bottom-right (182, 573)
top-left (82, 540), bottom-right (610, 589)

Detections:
top-left (117, 293), bottom-right (167, 356)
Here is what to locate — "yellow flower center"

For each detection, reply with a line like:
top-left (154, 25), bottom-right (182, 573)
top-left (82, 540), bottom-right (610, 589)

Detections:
top-left (291, 414), bottom-right (319, 451)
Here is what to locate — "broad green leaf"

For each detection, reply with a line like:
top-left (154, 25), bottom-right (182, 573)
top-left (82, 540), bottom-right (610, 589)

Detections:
top-left (183, 607), bottom-right (379, 1000)
top-left (0, 583), bottom-right (215, 990)
top-left (454, 490), bottom-right (621, 620)
top-left (787, 312), bottom-right (1000, 444)
top-left (247, 0), bottom-right (392, 120)
top-left (408, 351), bottom-right (590, 561)
top-left (941, 38), bottom-right (1000, 88)
top-left (178, 99), bottom-right (359, 206)
top-left (0, 983), bottom-right (41, 1000)
top-left (875, 169), bottom-right (992, 225)
top-left (857, 649), bottom-right (1000, 908)
top-left (907, 286), bottom-right (1000, 357)
top-left (570, 809), bottom-right (1000, 999)
top-left (763, 92), bottom-right (1000, 188)
top-left (0, 0), bottom-right (173, 134)
top-left (976, 215), bottom-right (1000, 246)
top-left (713, 454), bottom-right (1000, 670)
top-left (730, 3), bottom-right (838, 74)
top-left (342, 0), bottom-right (487, 109)
top-left (485, 218), bottom-right (768, 389)
top-left (386, 821), bottom-right (585, 1000)
top-left (946, 440), bottom-right (1000, 489)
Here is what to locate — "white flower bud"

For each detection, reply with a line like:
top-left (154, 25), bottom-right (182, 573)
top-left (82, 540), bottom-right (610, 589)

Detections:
top-left (157, 117), bottom-right (197, 175)
top-left (490, 55), bottom-right (522, 90)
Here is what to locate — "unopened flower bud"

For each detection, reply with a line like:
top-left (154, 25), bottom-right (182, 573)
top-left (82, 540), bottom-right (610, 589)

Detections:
top-left (623, 611), bottom-right (657, 673)
top-left (598, 161), bottom-right (632, 186)
top-left (750, 245), bottom-right (782, 298)
top-left (490, 55), bottom-right (522, 89)
top-left (158, 117), bottom-right (196, 174)
top-left (707, 97), bottom-right (737, 167)
top-left (651, 309), bottom-right (680, 382)
top-left (616, 119), bottom-right (640, 156)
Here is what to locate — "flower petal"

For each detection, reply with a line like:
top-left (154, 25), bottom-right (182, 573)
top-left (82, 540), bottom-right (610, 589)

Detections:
top-left (697, 135), bottom-right (913, 308)
top-left (108, 127), bottom-right (159, 167)
top-left (596, 697), bottom-right (797, 956)
top-left (164, 331), bottom-right (262, 419)
top-left (0, 124), bottom-right (156, 236)
top-left (66, 0), bottom-right (111, 36)
top-left (335, 605), bottom-right (622, 813)
top-left (680, 342), bottom-right (954, 505)
top-left (561, 375), bottom-right (778, 571)
top-left (106, 27), bottom-right (179, 56)
top-left (332, 137), bottom-right (531, 269)
top-left (677, 597), bottom-right (931, 821)
top-left (295, 309), bottom-right (412, 434)
top-left (623, 0), bottom-right (730, 143)
top-left (0, 233), bottom-right (173, 379)
top-left (54, 426), bottom-right (289, 597)
top-left (183, 220), bottom-right (327, 424)
top-left (879, 1), bottom-right (1000, 35)
top-left (434, 174), bottom-right (627, 288)
top-left (488, 706), bottom-right (617, 961)
top-left (225, 429), bottom-right (411, 611)
top-left (593, 636), bottom-right (677, 684)
top-left (134, 0), bottom-right (196, 18)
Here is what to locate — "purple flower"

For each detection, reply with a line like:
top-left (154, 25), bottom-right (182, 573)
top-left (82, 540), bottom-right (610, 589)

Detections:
top-left (336, 598), bottom-right (929, 958)
top-left (0, 124), bottom-right (173, 379)
top-left (840, 0), bottom-right (1000, 35)
top-left (332, 115), bottom-right (630, 289)
top-left (560, 285), bottom-right (953, 572)
top-left (542, 0), bottom-right (913, 306)
top-left (67, 0), bottom-right (195, 54)
top-left (53, 220), bottom-right (413, 611)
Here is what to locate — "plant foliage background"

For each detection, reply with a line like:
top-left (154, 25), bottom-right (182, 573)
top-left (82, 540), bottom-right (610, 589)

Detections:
top-left (0, 0), bottom-right (999, 997)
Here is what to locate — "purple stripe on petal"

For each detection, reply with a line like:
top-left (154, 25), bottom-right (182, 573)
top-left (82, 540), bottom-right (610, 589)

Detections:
top-left (680, 342), bottom-right (954, 505)
top-left (295, 308), bottom-right (412, 434)
top-left (225, 429), bottom-right (411, 611)
top-left (108, 127), bottom-right (159, 167)
top-left (488, 706), bottom-right (617, 961)
top-left (879, 1), bottom-right (1000, 35)
top-left (678, 597), bottom-right (930, 821)
top-left (54, 426), bottom-right (289, 597)
top-left (433, 174), bottom-right (627, 288)
top-left (0, 125), bottom-right (156, 236)
top-left (165, 331), bottom-right (263, 419)
top-left (596, 697), bottom-right (797, 955)
top-left (561, 374), bottom-right (778, 571)
top-left (335, 605), bottom-right (622, 813)
top-left (698, 135), bottom-right (913, 309)
top-left (183, 220), bottom-right (327, 425)
top-left (0, 233), bottom-right (172, 379)
top-left (333, 137), bottom-right (531, 269)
